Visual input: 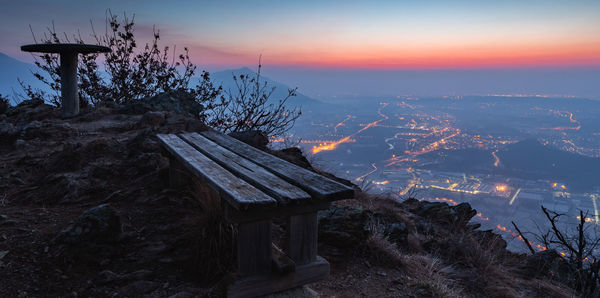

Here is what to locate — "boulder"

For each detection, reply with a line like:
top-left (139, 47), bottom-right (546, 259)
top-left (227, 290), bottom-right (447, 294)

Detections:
top-left (118, 91), bottom-right (203, 117)
top-left (413, 201), bottom-right (477, 226)
top-left (138, 111), bottom-right (165, 128)
top-left (228, 130), bottom-right (269, 150)
top-left (318, 206), bottom-right (371, 253)
top-left (56, 204), bottom-right (121, 246)
top-left (20, 121), bottom-right (78, 140)
top-left (0, 121), bottom-right (18, 145)
top-left (275, 147), bottom-right (314, 170)
top-left (523, 249), bottom-right (571, 279)
top-left (5, 99), bottom-right (56, 121)
top-left (118, 280), bottom-right (160, 296)
top-left (387, 222), bottom-right (408, 243)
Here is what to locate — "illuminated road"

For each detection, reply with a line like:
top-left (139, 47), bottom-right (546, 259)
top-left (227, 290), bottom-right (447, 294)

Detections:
top-left (311, 103), bottom-right (390, 154)
top-left (355, 163), bottom-right (378, 182)
top-left (334, 115), bottom-right (354, 132)
top-left (492, 151), bottom-right (501, 167)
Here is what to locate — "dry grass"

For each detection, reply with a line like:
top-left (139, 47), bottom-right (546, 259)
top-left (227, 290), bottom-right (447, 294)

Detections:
top-left (366, 228), bottom-right (463, 297)
top-left (351, 191), bottom-right (577, 297)
top-left (175, 180), bottom-right (236, 281)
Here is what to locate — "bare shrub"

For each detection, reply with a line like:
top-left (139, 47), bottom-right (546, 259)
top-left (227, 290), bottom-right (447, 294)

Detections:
top-left (22, 13), bottom-right (301, 138)
top-left (21, 12), bottom-right (222, 117)
top-left (216, 59), bottom-right (301, 137)
top-left (0, 94), bottom-right (8, 114)
top-left (516, 206), bottom-right (600, 296)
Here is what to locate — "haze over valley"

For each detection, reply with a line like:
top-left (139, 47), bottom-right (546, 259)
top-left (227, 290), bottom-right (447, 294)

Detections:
top-left (285, 94), bottom-right (600, 252)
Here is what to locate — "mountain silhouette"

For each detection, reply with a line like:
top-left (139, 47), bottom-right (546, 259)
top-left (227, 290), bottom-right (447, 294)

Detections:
top-left (0, 52), bottom-right (47, 98)
top-left (210, 67), bottom-right (323, 109)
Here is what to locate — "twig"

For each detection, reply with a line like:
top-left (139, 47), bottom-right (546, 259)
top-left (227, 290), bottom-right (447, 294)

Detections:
top-left (512, 221), bottom-right (535, 255)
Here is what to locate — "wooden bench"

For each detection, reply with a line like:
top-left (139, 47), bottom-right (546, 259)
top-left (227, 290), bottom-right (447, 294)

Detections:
top-left (157, 130), bottom-right (354, 297)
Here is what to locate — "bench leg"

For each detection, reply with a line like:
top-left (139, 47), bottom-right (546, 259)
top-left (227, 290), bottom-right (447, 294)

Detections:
top-left (169, 158), bottom-right (189, 188)
top-left (287, 212), bottom-right (318, 265)
top-left (237, 219), bottom-right (272, 276)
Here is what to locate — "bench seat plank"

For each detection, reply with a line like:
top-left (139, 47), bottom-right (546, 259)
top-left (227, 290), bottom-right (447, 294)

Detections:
top-left (180, 133), bottom-right (311, 205)
top-left (200, 130), bottom-right (354, 201)
top-left (157, 134), bottom-right (277, 210)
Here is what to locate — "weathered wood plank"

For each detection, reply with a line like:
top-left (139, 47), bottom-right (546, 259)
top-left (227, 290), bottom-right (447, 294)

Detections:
top-left (287, 212), bottom-right (318, 265)
top-left (200, 130), bottom-right (355, 201)
top-left (237, 220), bottom-right (272, 276)
top-left (180, 133), bottom-right (310, 205)
top-left (157, 134), bottom-right (276, 210)
top-left (228, 256), bottom-right (330, 298)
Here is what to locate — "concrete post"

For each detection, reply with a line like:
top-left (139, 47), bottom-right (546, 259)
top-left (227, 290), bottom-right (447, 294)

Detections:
top-left (60, 51), bottom-right (79, 118)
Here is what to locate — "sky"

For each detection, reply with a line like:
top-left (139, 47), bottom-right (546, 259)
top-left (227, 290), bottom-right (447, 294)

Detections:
top-left (1, 0), bottom-right (599, 98)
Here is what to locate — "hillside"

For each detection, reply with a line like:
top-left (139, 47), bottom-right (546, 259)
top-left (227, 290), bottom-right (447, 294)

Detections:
top-left (0, 98), bottom-right (576, 297)
top-left (421, 139), bottom-right (600, 190)
top-left (498, 139), bottom-right (600, 188)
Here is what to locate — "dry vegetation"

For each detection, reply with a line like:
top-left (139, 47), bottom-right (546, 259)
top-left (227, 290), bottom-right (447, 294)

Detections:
top-left (310, 191), bottom-right (577, 297)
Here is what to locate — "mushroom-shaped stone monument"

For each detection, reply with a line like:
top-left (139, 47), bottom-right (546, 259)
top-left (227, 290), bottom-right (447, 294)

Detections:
top-left (21, 43), bottom-right (111, 118)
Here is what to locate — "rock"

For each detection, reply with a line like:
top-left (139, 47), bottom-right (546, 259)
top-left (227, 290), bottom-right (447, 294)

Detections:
top-left (94, 270), bottom-right (124, 285)
top-left (47, 143), bottom-right (83, 173)
top-left (138, 111), bottom-right (165, 128)
top-left (318, 206), bottom-right (371, 253)
top-left (123, 269), bottom-right (154, 281)
top-left (262, 285), bottom-right (320, 298)
top-left (167, 292), bottom-right (194, 298)
top-left (14, 139), bottom-right (26, 149)
top-left (158, 257), bottom-right (174, 263)
top-left (0, 219), bottom-right (18, 226)
top-left (274, 147), bottom-right (314, 170)
top-left (387, 222), bottom-right (408, 243)
top-left (523, 249), bottom-right (571, 279)
top-left (451, 202), bottom-right (477, 224)
top-left (132, 152), bottom-right (168, 174)
top-left (56, 204), bottom-right (121, 246)
top-left (413, 201), bottom-right (477, 226)
top-left (228, 130), bottom-right (269, 150)
top-left (0, 121), bottom-right (18, 145)
top-left (21, 121), bottom-right (78, 140)
top-left (119, 280), bottom-right (160, 296)
top-left (118, 91), bottom-right (203, 116)
top-left (6, 98), bottom-right (56, 121)
top-left (38, 173), bottom-right (87, 204)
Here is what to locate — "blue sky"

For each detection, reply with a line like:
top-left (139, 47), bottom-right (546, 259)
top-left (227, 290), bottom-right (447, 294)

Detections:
top-left (2, 0), bottom-right (599, 68)
top-left (1, 1), bottom-right (599, 98)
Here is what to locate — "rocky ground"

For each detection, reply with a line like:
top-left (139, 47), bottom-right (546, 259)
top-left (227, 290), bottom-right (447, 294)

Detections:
top-left (0, 97), bottom-right (577, 297)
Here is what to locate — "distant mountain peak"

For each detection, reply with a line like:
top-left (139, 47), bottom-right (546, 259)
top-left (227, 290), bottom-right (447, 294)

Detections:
top-left (210, 67), bottom-right (323, 107)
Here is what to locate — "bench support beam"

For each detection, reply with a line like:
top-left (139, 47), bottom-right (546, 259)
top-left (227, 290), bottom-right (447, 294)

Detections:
top-left (237, 219), bottom-right (272, 276)
top-left (228, 256), bottom-right (329, 298)
top-left (287, 211), bottom-right (318, 265)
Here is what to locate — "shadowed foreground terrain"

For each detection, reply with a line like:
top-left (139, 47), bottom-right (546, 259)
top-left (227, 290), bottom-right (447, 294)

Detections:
top-left (0, 97), bottom-right (576, 297)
